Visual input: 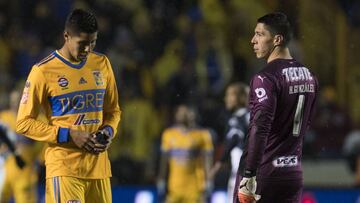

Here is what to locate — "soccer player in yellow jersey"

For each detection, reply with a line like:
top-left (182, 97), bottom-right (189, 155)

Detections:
top-left (158, 104), bottom-right (213, 203)
top-left (16, 9), bottom-right (121, 203)
top-left (0, 88), bottom-right (41, 203)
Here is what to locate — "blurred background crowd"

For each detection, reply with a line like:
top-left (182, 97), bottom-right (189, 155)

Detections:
top-left (1, 0), bottom-right (360, 191)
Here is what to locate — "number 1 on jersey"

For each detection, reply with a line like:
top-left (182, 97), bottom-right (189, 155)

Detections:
top-left (293, 95), bottom-right (305, 137)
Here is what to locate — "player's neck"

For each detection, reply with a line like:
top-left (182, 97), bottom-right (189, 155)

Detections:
top-left (267, 46), bottom-right (292, 63)
top-left (58, 47), bottom-right (80, 63)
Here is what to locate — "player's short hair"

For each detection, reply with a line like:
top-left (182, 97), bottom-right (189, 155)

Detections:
top-left (65, 9), bottom-right (98, 35)
top-left (229, 82), bottom-right (249, 98)
top-left (257, 12), bottom-right (292, 46)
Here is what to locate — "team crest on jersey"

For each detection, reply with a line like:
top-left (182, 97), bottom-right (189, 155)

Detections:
top-left (58, 77), bottom-right (69, 88)
top-left (92, 71), bottom-right (103, 86)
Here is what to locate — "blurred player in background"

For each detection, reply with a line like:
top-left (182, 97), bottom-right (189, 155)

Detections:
top-left (0, 87), bottom-right (41, 203)
top-left (235, 12), bottom-right (318, 203)
top-left (157, 104), bottom-right (213, 203)
top-left (209, 82), bottom-right (249, 203)
top-left (16, 9), bottom-right (121, 203)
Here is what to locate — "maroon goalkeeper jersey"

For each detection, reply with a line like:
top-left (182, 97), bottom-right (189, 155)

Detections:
top-left (242, 58), bottom-right (318, 181)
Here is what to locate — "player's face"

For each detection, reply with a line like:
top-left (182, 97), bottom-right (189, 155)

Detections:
top-left (225, 86), bottom-right (239, 111)
top-left (65, 31), bottom-right (97, 62)
top-left (251, 23), bottom-right (275, 59)
top-left (175, 105), bottom-right (188, 124)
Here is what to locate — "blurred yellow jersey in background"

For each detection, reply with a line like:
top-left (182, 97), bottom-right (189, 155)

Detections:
top-left (16, 50), bottom-right (121, 179)
top-left (161, 127), bottom-right (213, 195)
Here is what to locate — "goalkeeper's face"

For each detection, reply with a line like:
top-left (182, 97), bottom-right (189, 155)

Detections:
top-left (65, 31), bottom-right (97, 62)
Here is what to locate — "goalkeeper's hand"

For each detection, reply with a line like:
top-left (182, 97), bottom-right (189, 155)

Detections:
top-left (237, 176), bottom-right (261, 203)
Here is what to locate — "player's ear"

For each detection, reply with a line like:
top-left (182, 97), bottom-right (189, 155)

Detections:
top-left (273, 35), bottom-right (283, 46)
top-left (64, 31), bottom-right (70, 42)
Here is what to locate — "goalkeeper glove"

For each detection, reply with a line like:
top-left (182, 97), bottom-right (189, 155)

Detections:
top-left (237, 176), bottom-right (261, 203)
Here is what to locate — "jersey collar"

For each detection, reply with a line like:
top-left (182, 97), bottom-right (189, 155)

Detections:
top-left (54, 50), bottom-right (87, 69)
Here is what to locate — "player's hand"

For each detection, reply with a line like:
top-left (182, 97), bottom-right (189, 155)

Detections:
top-left (238, 176), bottom-right (261, 203)
top-left (70, 129), bottom-right (106, 154)
top-left (92, 129), bottom-right (112, 151)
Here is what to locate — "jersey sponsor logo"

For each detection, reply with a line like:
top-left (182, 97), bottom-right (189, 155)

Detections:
top-left (74, 114), bottom-right (100, 125)
top-left (255, 88), bottom-right (268, 102)
top-left (272, 155), bottom-right (298, 167)
top-left (282, 67), bottom-right (313, 82)
top-left (58, 77), bottom-right (69, 88)
top-left (20, 92), bottom-right (29, 104)
top-left (49, 89), bottom-right (105, 116)
top-left (20, 81), bottom-right (31, 104)
top-left (79, 77), bottom-right (87, 84)
top-left (92, 71), bottom-right (104, 86)
top-left (25, 80), bottom-right (31, 88)
top-left (257, 75), bottom-right (266, 82)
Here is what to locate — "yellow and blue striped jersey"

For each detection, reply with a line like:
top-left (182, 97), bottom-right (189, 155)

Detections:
top-left (161, 126), bottom-right (213, 193)
top-left (16, 50), bottom-right (121, 179)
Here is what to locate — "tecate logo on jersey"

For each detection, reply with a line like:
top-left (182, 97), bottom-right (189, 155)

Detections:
top-left (272, 155), bottom-right (298, 167)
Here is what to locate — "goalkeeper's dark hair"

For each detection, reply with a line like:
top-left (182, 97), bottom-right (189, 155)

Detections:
top-left (65, 9), bottom-right (98, 35)
top-left (257, 12), bottom-right (292, 46)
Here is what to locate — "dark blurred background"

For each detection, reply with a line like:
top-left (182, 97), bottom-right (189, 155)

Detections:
top-left (1, 0), bottom-right (360, 202)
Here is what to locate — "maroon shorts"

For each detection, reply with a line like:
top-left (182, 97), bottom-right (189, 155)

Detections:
top-left (233, 177), bottom-right (303, 203)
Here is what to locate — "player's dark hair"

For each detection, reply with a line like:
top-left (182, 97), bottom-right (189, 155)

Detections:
top-left (229, 82), bottom-right (249, 107)
top-left (65, 9), bottom-right (98, 35)
top-left (230, 82), bottom-right (249, 98)
top-left (257, 12), bottom-right (292, 46)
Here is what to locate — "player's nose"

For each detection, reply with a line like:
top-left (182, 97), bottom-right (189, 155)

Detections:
top-left (251, 36), bottom-right (257, 44)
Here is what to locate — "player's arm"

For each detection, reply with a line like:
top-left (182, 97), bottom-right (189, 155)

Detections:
top-left (98, 56), bottom-right (121, 138)
top-left (210, 131), bottom-right (241, 179)
top-left (220, 129), bottom-right (242, 163)
top-left (16, 66), bottom-right (64, 143)
top-left (238, 75), bottom-right (277, 202)
top-left (245, 74), bottom-right (277, 174)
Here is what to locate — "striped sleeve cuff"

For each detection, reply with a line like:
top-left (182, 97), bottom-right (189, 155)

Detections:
top-left (58, 127), bottom-right (70, 143)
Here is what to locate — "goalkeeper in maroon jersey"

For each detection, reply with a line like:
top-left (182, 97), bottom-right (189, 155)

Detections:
top-left (234, 12), bottom-right (318, 203)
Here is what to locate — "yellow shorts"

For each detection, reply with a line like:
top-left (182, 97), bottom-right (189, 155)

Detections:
top-left (46, 176), bottom-right (111, 203)
top-left (166, 190), bottom-right (205, 203)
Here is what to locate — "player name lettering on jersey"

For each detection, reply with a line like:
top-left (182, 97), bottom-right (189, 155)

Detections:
top-left (272, 155), bottom-right (298, 167)
top-left (282, 67), bottom-right (313, 82)
top-left (289, 83), bottom-right (315, 94)
top-left (50, 89), bottom-right (105, 116)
